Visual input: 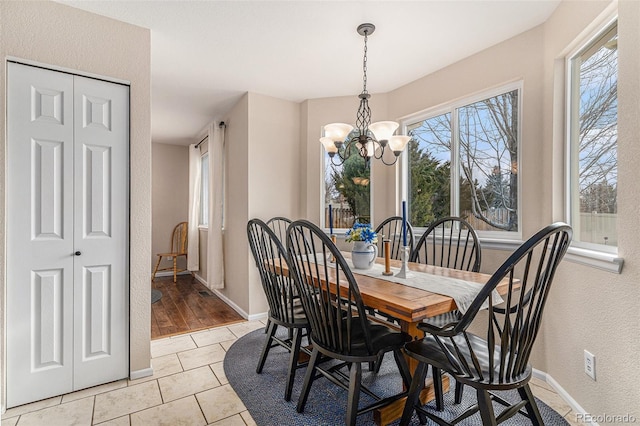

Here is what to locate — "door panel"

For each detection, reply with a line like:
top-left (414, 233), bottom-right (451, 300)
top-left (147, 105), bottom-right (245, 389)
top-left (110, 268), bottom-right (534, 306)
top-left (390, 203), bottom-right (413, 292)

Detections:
top-left (7, 63), bottom-right (75, 407)
top-left (73, 75), bottom-right (129, 389)
top-left (82, 265), bottom-right (112, 359)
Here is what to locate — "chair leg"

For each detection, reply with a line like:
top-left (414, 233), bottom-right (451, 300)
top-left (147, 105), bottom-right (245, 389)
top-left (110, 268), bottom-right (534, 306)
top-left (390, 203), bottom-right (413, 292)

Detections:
top-left (519, 384), bottom-right (544, 426)
top-left (297, 348), bottom-right (320, 413)
top-left (392, 349), bottom-right (412, 389)
top-left (152, 256), bottom-right (162, 281)
top-left (264, 318), bottom-right (271, 334)
top-left (370, 353), bottom-right (384, 373)
top-left (454, 381), bottom-right (464, 404)
top-left (173, 255), bottom-right (178, 283)
top-left (432, 367), bottom-right (444, 411)
top-left (256, 321), bottom-right (277, 374)
top-left (477, 389), bottom-right (498, 426)
top-left (399, 361), bottom-right (428, 426)
top-left (284, 328), bottom-right (303, 401)
top-left (346, 362), bottom-right (362, 426)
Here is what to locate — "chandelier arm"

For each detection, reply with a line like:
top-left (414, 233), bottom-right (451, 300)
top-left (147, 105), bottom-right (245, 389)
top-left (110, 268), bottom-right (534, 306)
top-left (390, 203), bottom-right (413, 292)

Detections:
top-left (379, 153), bottom-right (400, 166)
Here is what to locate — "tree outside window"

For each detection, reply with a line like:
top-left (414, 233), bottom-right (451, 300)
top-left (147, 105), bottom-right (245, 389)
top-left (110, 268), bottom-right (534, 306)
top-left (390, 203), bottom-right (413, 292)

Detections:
top-left (324, 142), bottom-right (371, 229)
top-left (406, 87), bottom-right (520, 233)
top-left (569, 22), bottom-right (617, 248)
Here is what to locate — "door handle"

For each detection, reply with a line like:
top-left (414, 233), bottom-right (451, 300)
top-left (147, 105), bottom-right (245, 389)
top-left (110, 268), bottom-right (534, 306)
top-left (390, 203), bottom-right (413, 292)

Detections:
top-left (74, 251), bottom-right (82, 256)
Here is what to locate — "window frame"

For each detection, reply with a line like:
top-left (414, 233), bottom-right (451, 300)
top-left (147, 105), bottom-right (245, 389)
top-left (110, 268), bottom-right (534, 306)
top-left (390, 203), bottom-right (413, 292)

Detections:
top-left (400, 81), bottom-right (523, 240)
top-left (564, 17), bottom-right (618, 254)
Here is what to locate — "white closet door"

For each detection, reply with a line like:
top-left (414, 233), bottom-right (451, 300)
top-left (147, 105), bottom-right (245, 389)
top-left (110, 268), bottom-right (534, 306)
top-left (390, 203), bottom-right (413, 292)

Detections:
top-left (6, 63), bottom-right (130, 407)
top-left (6, 63), bottom-right (75, 407)
top-left (72, 75), bottom-right (129, 388)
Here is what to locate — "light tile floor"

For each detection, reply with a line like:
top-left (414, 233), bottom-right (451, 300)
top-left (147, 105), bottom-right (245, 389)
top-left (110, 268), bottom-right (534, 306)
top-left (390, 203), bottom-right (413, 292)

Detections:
top-left (1, 319), bottom-right (579, 425)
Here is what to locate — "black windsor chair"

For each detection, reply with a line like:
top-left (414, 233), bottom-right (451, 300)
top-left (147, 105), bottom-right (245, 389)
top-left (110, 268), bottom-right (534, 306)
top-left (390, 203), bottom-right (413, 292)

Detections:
top-left (264, 216), bottom-right (293, 334)
top-left (410, 216), bottom-right (482, 409)
top-left (246, 219), bottom-right (310, 401)
top-left (267, 216), bottom-right (292, 245)
top-left (400, 223), bottom-right (572, 426)
top-left (375, 216), bottom-right (415, 261)
top-left (286, 220), bottom-right (412, 426)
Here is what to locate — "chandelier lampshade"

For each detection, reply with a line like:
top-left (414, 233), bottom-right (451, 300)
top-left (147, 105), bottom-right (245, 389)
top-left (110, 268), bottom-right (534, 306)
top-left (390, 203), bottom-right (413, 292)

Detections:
top-left (320, 23), bottom-right (411, 166)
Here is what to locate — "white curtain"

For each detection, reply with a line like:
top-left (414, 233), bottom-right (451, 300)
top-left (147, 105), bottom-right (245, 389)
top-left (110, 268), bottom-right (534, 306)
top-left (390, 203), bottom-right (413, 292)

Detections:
top-left (207, 122), bottom-right (225, 289)
top-left (187, 144), bottom-right (201, 272)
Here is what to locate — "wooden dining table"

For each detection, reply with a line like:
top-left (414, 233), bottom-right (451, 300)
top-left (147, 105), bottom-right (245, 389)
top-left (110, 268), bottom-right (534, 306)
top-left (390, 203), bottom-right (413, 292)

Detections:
top-left (276, 254), bottom-right (514, 425)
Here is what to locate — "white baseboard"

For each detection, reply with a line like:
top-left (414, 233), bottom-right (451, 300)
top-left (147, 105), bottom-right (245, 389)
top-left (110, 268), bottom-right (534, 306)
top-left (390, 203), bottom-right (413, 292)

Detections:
top-left (532, 368), bottom-right (597, 426)
top-left (130, 367), bottom-right (153, 381)
top-left (247, 312), bottom-right (268, 321)
top-left (192, 274), bottom-right (268, 321)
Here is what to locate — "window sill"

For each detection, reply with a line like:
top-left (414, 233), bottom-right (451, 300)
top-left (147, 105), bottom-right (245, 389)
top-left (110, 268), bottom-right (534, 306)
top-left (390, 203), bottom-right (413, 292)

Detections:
top-left (198, 225), bottom-right (208, 231)
top-left (477, 239), bottom-right (623, 274)
top-left (564, 246), bottom-right (623, 274)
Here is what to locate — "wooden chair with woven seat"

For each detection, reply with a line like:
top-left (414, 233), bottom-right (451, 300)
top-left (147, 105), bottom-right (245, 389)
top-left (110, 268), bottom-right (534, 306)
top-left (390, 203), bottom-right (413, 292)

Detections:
top-left (152, 221), bottom-right (190, 283)
top-left (287, 219), bottom-right (412, 426)
top-left (400, 223), bottom-right (572, 426)
top-left (247, 218), bottom-right (311, 401)
top-left (410, 216), bottom-right (482, 409)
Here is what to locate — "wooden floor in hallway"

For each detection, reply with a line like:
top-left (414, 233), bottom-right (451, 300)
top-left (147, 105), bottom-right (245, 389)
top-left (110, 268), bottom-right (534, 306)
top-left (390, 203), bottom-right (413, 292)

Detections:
top-left (151, 275), bottom-right (245, 340)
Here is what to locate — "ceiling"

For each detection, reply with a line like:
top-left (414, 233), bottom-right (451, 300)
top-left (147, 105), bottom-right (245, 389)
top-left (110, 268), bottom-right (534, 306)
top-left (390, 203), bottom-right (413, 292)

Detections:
top-left (59, 0), bottom-right (561, 145)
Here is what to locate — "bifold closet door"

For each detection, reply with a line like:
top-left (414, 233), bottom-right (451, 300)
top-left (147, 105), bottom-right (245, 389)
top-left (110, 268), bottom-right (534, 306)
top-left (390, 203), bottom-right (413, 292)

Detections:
top-left (6, 62), bottom-right (129, 407)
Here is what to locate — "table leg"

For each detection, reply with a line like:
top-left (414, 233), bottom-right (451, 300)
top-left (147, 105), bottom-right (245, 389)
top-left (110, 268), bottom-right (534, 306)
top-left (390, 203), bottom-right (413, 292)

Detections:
top-left (372, 320), bottom-right (450, 426)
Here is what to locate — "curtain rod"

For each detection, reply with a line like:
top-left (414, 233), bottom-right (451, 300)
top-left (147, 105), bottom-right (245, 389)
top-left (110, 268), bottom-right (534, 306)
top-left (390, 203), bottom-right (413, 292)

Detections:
top-left (196, 121), bottom-right (226, 148)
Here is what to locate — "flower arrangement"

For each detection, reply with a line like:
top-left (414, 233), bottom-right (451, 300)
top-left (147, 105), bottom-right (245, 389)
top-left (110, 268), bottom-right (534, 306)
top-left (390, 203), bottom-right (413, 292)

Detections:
top-left (345, 223), bottom-right (378, 244)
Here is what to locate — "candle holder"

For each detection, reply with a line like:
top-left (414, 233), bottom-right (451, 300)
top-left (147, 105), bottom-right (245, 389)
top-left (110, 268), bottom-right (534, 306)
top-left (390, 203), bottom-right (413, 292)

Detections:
top-left (395, 245), bottom-right (411, 279)
top-left (329, 235), bottom-right (337, 264)
top-left (382, 240), bottom-right (393, 276)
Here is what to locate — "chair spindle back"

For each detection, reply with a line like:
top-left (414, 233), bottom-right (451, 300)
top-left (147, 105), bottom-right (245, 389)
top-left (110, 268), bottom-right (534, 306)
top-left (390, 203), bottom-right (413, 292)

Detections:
top-left (266, 216), bottom-right (292, 245)
top-left (411, 216), bottom-right (481, 272)
top-left (286, 220), bottom-right (374, 356)
top-left (374, 216), bottom-right (415, 260)
top-left (444, 223), bottom-right (572, 384)
top-left (247, 219), bottom-right (298, 325)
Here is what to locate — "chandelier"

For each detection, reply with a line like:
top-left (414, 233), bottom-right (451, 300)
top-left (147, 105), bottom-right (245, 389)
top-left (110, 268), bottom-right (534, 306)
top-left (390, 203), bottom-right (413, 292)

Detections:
top-left (320, 23), bottom-right (411, 167)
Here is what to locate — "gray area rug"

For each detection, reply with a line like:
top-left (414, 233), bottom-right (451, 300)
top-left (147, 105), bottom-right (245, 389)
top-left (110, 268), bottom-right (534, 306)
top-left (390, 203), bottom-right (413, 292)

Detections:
top-left (225, 328), bottom-right (569, 425)
top-left (151, 289), bottom-right (162, 304)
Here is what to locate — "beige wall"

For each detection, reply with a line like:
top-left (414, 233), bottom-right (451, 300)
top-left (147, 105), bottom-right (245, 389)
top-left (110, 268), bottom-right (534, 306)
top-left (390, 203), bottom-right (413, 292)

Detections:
top-left (221, 94), bottom-right (250, 313)
top-left (540, 0), bottom-right (640, 416)
top-left (298, 0), bottom-right (639, 417)
top-left (151, 143), bottom-right (189, 273)
top-left (0, 0), bottom-right (152, 406)
top-left (221, 92), bottom-right (300, 316)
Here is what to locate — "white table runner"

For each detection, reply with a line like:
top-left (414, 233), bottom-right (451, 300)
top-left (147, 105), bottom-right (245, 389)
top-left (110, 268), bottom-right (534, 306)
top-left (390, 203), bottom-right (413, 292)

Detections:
top-left (350, 262), bottom-right (503, 314)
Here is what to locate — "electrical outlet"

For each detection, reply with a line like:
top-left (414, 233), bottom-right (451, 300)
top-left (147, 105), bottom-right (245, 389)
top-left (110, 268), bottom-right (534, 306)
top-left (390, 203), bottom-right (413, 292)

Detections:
top-left (584, 350), bottom-right (596, 380)
top-left (167, 256), bottom-right (173, 261)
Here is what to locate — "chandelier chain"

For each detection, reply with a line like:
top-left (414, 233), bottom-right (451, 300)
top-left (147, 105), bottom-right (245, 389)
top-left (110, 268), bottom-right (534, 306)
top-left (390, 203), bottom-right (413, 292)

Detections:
top-left (362, 31), bottom-right (368, 95)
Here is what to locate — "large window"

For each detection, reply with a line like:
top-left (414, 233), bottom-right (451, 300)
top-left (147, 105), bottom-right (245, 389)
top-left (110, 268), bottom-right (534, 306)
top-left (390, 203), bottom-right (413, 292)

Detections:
top-left (568, 21), bottom-right (617, 250)
top-left (323, 143), bottom-right (371, 230)
top-left (200, 152), bottom-right (209, 227)
top-left (405, 84), bottom-right (521, 235)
